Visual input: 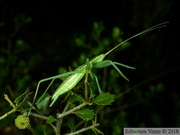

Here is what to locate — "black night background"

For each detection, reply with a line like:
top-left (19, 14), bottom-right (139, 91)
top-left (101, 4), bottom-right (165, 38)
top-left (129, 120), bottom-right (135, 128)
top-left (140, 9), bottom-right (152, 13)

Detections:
top-left (0, 1), bottom-right (179, 135)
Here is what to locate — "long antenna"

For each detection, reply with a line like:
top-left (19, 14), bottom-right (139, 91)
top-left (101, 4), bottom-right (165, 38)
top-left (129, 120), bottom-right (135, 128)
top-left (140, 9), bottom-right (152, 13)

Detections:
top-left (105, 21), bottom-right (169, 56)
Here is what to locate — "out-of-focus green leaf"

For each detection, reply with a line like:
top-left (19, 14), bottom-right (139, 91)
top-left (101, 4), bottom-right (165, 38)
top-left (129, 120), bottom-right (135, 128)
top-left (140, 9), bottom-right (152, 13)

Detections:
top-left (17, 75), bottom-right (31, 90)
top-left (46, 115), bottom-right (55, 124)
top-left (66, 119), bottom-right (76, 132)
top-left (93, 92), bottom-right (114, 105)
top-left (75, 35), bottom-right (86, 47)
top-left (112, 27), bottom-right (123, 39)
top-left (75, 109), bottom-right (95, 120)
top-left (36, 93), bottom-right (51, 111)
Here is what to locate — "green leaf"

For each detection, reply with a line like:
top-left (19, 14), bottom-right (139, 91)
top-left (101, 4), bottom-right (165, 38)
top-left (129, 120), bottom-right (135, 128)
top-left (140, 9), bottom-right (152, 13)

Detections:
top-left (66, 119), bottom-right (76, 132)
top-left (93, 92), bottom-right (115, 105)
top-left (75, 109), bottom-right (95, 120)
top-left (46, 115), bottom-right (55, 124)
top-left (36, 93), bottom-right (51, 111)
top-left (112, 27), bottom-right (123, 39)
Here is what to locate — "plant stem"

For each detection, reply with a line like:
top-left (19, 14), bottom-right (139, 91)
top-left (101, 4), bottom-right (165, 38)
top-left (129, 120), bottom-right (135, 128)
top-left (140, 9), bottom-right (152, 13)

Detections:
top-left (84, 67), bottom-right (89, 101)
top-left (0, 108), bottom-right (16, 120)
top-left (55, 119), bottom-right (62, 135)
top-left (4, 94), bottom-right (16, 108)
top-left (56, 102), bottom-right (88, 119)
top-left (65, 123), bottom-right (100, 135)
top-left (0, 94), bottom-right (17, 120)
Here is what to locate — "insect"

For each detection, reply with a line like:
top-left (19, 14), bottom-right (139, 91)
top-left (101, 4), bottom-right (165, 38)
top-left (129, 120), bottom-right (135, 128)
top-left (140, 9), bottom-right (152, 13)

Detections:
top-left (32, 22), bottom-right (168, 108)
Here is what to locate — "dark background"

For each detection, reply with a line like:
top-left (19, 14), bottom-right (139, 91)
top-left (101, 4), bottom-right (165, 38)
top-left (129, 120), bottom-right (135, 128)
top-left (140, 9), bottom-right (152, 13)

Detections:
top-left (0, 0), bottom-right (179, 134)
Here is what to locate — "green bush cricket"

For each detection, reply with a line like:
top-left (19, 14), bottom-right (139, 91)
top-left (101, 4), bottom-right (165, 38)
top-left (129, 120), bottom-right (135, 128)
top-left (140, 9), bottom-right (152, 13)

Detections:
top-left (32, 22), bottom-right (168, 110)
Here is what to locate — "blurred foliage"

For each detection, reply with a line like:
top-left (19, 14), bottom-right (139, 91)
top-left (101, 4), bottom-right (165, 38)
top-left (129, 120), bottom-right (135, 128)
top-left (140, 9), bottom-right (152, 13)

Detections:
top-left (0, 0), bottom-right (180, 134)
top-left (0, 14), bottom-right (40, 134)
top-left (0, 14), bottom-right (39, 94)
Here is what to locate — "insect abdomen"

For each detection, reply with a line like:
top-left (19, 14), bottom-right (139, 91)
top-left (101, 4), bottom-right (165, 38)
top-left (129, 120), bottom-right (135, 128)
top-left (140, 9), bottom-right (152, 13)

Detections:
top-left (50, 67), bottom-right (86, 106)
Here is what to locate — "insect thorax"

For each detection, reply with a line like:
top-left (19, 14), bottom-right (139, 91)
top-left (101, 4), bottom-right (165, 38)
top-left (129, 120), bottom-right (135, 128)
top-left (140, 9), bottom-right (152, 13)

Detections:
top-left (90, 54), bottom-right (105, 65)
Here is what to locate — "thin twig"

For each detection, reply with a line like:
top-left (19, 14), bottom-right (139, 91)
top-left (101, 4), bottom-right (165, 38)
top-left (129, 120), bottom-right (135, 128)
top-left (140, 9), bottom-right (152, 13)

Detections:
top-left (84, 67), bottom-right (89, 101)
top-left (56, 100), bottom-right (72, 134)
top-left (65, 123), bottom-right (100, 135)
top-left (57, 102), bottom-right (88, 119)
top-left (27, 101), bottom-right (42, 115)
top-left (25, 111), bottom-right (50, 120)
top-left (0, 108), bottom-right (16, 120)
top-left (62, 99), bottom-right (71, 113)
top-left (4, 94), bottom-right (16, 108)
top-left (0, 94), bottom-right (17, 120)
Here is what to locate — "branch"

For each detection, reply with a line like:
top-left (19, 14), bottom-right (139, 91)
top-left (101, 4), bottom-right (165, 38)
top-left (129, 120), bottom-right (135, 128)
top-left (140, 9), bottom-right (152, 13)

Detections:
top-left (0, 108), bottom-right (16, 120)
top-left (57, 102), bottom-right (88, 119)
top-left (4, 94), bottom-right (16, 108)
top-left (0, 94), bottom-right (17, 120)
top-left (65, 123), bottom-right (100, 135)
top-left (0, 94), bottom-right (58, 122)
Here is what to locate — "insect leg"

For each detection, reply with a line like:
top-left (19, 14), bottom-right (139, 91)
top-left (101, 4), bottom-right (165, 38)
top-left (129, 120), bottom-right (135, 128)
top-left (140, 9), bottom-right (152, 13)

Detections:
top-left (86, 58), bottom-right (102, 93)
top-left (33, 71), bottom-right (79, 103)
top-left (91, 72), bottom-right (102, 93)
top-left (94, 60), bottom-right (134, 81)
